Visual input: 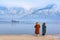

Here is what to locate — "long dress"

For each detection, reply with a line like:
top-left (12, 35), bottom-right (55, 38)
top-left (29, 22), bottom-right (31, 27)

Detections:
top-left (35, 24), bottom-right (40, 34)
top-left (42, 26), bottom-right (46, 35)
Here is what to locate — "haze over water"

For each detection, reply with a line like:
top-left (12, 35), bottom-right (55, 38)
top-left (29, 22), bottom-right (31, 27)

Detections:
top-left (0, 0), bottom-right (60, 35)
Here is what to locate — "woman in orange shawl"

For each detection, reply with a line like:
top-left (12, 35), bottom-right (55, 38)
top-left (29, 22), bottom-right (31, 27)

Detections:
top-left (34, 22), bottom-right (40, 36)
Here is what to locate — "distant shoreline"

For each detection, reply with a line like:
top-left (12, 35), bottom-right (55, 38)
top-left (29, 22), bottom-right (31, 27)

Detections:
top-left (0, 21), bottom-right (60, 24)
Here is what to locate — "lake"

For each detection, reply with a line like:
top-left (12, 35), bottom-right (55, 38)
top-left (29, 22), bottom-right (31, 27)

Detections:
top-left (0, 22), bottom-right (60, 35)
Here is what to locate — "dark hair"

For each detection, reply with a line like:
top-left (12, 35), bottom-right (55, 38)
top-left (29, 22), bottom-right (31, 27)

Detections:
top-left (42, 22), bottom-right (46, 26)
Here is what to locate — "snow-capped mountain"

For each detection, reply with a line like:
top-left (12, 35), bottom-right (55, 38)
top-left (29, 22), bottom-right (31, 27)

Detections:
top-left (0, 4), bottom-right (60, 22)
top-left (19, 4), bottom-right (60, 23)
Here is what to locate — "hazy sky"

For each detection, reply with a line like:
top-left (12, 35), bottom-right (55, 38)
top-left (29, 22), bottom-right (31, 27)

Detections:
top-left (0, 0), bottom-right (60, 10)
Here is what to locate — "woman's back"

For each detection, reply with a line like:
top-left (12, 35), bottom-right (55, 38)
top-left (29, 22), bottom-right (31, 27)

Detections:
top-left (34, 22), bottom-right (40, 36)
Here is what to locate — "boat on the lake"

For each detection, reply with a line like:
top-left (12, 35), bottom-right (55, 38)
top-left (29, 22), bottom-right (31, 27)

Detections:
top-left (11, 20), bottom-right (19, 23)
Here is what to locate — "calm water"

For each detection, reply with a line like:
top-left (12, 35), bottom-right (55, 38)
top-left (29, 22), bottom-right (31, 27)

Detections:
top-left (0, 22), bottom-right (60, 35)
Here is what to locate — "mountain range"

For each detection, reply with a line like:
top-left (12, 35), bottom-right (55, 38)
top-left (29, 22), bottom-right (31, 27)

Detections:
top-left (0, 4), bottom-right (60, 23)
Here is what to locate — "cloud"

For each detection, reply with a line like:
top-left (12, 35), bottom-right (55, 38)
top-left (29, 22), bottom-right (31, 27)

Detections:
top-left (0, 10), bottom-right (4, 14)
top-left (0, 0), bottom-right (60, 10)
top-left (0, 0), bottom-right (60, 16)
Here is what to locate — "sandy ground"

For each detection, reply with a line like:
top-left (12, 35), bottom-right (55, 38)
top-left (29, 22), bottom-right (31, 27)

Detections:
top-left (0, 34), bottom-right (60, 40)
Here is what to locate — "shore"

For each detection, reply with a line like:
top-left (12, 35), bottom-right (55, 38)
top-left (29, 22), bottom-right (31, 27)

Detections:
top-left (0, 34), bottom-right (60, 40)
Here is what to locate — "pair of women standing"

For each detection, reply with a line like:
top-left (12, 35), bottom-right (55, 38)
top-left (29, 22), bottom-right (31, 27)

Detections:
top-left (34, 22), bottom-right (46, 36)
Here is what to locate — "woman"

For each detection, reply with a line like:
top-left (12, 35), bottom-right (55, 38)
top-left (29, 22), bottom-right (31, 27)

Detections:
top-left (34, 22), bottom-right (40, 36)
top-left (42, 22), bottom-right (46, 36)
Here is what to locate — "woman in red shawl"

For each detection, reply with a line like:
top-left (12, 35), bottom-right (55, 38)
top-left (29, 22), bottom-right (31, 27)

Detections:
top-left (34, 22), bottom-right (40, 36)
